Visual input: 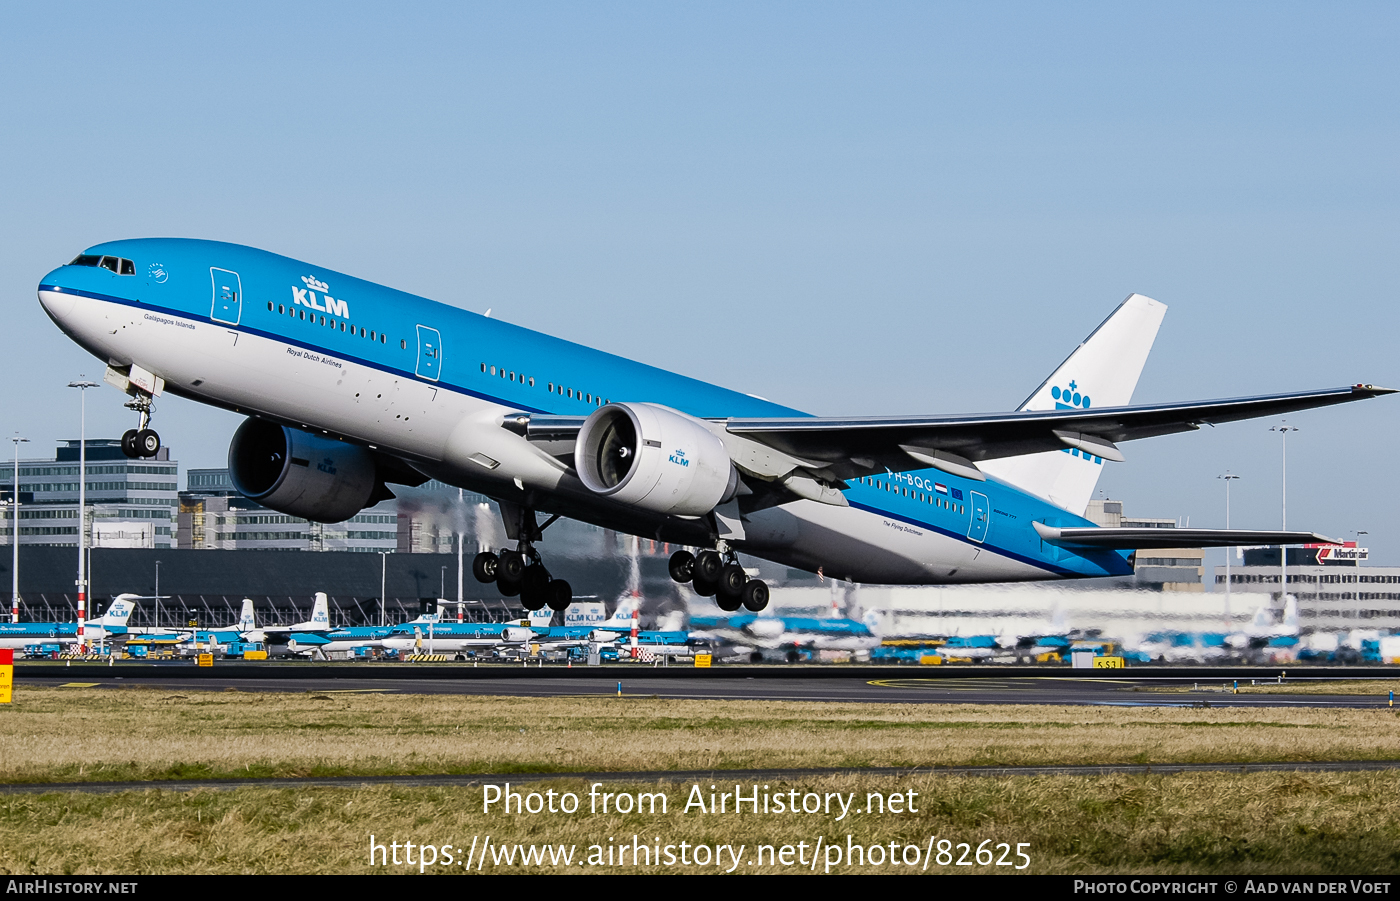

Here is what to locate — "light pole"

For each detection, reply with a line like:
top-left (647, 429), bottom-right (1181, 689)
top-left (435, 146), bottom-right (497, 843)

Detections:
top-left (1353, 530), bottom-right (1369, 620)
top-left (1270, 423), bottom-right (1299, 606)
top-left (10, 436), bottom-right (28, 623)
top-left (440, 565), bottom-right (447, 601)
top-left (456, 487), bottom-right (464, 608)
top-left (1218, 472), bottom-right (1240, 625)
top-left (379, 551), bottom-right (388, 627)
top-left (69, 379), bottom-right (98, 650)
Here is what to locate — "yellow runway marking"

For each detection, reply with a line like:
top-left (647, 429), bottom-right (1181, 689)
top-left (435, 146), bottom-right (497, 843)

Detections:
top-left (322, 688), bottom-right (395, 694)
top-left (57, 683), bottom-right (101, 688)
top-left (868, 679), bottom-right (1022, 690)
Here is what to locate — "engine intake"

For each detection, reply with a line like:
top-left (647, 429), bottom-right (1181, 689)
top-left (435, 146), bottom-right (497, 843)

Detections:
top-left (228, 419), bottom-right (377, 523)
top-left (576, 403), bottom-right (738, 517)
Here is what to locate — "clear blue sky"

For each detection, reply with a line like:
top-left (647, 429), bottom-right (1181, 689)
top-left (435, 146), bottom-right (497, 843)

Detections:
top-left (2, 3), bottom-right (1396, 569)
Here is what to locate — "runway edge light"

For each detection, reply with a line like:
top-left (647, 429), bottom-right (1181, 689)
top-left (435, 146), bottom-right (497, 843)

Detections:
top-left (0, 648), bottom-right (13, 703)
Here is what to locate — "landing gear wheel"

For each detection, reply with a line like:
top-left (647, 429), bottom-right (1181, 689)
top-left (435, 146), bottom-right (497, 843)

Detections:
top-left (135, 429), bottom-right (161, 458)
top-left (520, 566), bottom-right (551, 610)
top-left (668, 550), bottom-right (695, 583)
top-left (497, 576), bottom-right (522, 598)
top-left (692, 576), bottom-right (718, 598)
top-left (741, 579), bottom-right (770, 612)
top-left (716, 591), bottom-right (742, 613)
top-left (498, 550), bottom-right (526, 584)
top-left (718, 564), bottom-right (747, 598)
top-left (694, 550), bottom-right (724, 584)
top-left (546, 579), bottom-right (572, 612)
top-left (472, 552), bottom-right (499, 583)
top-left (121, 430), bottom-right (140, 459)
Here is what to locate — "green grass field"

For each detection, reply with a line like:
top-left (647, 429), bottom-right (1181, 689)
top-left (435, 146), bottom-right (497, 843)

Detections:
top-left (0, 687), bottom-right (1396, 874)
top-left (2, 772), bottom-right (1398, 875)
top-left (1, 687), bottom-right (1398, 783)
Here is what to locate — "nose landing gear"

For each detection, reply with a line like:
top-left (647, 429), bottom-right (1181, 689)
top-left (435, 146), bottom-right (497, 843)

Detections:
top-left (668, 544), bottom-right (769, 612)
top-left (471, 508), bottom-right (573, 613)
top-left (120, 389), bottom-right (162, 459)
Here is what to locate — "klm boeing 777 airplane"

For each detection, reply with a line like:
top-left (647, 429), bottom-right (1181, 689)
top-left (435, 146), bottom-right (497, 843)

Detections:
top-left (37, 239), bottom-right (1393, 614)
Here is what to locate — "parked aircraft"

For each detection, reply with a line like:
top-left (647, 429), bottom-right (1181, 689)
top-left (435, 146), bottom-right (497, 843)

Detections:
top-left (244, 592), bottom-right (331, 647)
top-left (690, 610), bottom-right (882, 662)
top-left (38, 241), bottom-right (1389, 615)
top-left (0, 594), bottom-right (139, 649)
top-left (379, 621), bottom-right (536, 656)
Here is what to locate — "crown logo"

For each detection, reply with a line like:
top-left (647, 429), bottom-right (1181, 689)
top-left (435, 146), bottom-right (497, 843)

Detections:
top-left (1050, 381), bottom-right (1090, 409)
top-left (301, 275), bottom-right (330, 293)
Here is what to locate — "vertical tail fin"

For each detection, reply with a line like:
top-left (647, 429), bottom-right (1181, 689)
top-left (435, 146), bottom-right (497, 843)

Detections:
top-left (310, 592), bottom-right (330, 628)
top-left (527, 609), bottom-right (554, 629)
top-left (862, 609), bottom-right (883, 639)
top-left (238, 599), bottom-right (256, 631)
top-left (979, 294), bottom-right (1166, 514)
top-left (101, 594), bottom-right (137, 627)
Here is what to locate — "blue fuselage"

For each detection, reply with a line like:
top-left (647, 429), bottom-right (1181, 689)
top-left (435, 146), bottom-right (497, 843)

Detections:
top-left (38, 238), bottom-right (1132, 584)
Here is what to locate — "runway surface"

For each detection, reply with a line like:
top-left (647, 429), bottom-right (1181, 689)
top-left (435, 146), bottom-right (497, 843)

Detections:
top-left (5, 759), bottom-right (1399, 795)
top-left (18, 670), bottom-right (1399, 707)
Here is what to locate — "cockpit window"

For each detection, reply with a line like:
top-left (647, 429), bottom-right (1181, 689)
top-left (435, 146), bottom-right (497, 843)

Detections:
top-left (69, 254), bottom-right (136, 275)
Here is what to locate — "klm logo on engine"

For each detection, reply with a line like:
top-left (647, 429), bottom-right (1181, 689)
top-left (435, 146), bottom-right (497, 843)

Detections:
top-left (291, 274), bottom-right (350, 318)
top-left (668, 448), bottom-right (690, 468)
top-left (317, 457), bottom-right (337, 475)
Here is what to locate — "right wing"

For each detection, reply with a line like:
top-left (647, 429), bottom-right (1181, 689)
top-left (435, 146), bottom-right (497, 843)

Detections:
top-left (1033, 523), bottom-right (1338, 549)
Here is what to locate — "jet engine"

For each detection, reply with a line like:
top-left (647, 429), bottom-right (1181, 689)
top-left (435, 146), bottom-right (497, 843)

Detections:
top-left (228, 418), bottom-right (377, 523)
top-left (575, 403), bottom-right (738, 517)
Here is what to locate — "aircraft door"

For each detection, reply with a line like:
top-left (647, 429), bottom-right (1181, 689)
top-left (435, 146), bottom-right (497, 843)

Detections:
top-left (415, 325), bottom-right (442, 381)
top-left (210, 268), bottom-right (242, 325)
top-left (967, 491), bottom-right (991, 544)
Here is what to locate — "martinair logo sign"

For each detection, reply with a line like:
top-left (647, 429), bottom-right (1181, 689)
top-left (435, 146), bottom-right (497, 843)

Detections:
top-left (291, 275), bottom-right (350, 318)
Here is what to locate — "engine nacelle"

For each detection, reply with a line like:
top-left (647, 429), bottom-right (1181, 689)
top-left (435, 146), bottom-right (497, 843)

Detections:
top-left (576, 403), bottom-right (738, 517)
top-left (228, 419), bottom-right (377, 523)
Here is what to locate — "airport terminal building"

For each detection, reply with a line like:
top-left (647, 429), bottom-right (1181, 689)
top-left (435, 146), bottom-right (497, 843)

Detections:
top-left (1215, 545), bottom-right (1400, 631)
top-left (0, 439), bottom-right (178, 549)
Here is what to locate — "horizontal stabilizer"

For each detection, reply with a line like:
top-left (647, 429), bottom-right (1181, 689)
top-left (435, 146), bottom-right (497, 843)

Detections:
top-left (1033, 522), bottom-right (1339, 549)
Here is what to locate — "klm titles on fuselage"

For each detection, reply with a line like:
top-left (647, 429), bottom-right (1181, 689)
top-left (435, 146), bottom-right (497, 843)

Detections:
top-left (291, 275), bottom-right (349, 318)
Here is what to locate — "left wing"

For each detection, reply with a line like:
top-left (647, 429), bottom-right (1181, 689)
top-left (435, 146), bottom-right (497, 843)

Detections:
top-left (519, 384), bottom-right (1393, 483)
top-left (722, 384), bottom-right (1393, 481)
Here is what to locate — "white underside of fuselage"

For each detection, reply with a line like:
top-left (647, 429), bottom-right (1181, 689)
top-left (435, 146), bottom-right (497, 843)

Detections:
top-left (42, 290), bottom-right (1057, 586)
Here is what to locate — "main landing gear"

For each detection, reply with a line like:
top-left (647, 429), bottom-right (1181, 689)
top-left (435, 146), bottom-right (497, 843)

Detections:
top-left (120, 391), bottom-right (161, 459)
top-left (668, 544), bottom-right (769, 613)
top-left (471, 508), bottom-right (573, 613)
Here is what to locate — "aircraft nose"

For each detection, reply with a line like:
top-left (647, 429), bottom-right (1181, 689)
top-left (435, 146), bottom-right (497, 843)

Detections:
top-left (38, 284), bottom-right (77, 322)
